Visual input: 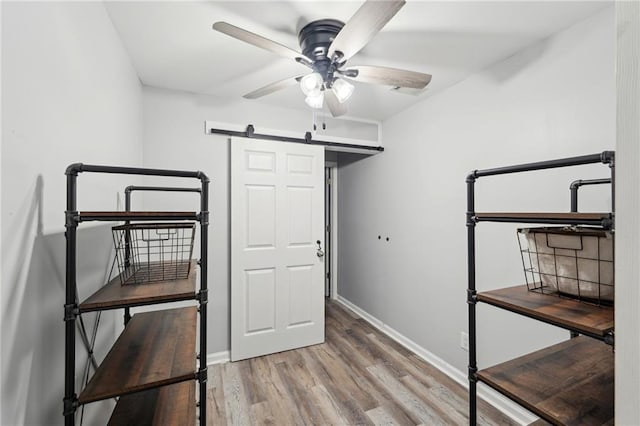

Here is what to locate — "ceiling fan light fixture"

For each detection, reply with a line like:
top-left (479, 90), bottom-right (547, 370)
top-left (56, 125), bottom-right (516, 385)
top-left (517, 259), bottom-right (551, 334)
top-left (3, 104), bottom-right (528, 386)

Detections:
top-left (213, 1), bottom-right (433, 115)
top-left (300, 72), bottom-right (324, 96)
top-left (331, 78), bottom-right (354, 104)
top-left (305, 91), bottom-right (324, 109)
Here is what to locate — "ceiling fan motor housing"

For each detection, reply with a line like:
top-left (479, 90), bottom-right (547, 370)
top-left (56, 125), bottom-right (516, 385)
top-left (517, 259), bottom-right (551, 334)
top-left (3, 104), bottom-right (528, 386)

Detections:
top-left (298, 19), bottom-right (345, 84)
top-left (298, 19), bottom-right (344, 59)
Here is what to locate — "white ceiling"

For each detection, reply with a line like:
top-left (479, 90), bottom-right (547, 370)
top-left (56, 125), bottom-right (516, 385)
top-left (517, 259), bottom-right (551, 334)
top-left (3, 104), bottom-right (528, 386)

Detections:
top-left (105, 1), bottom-right (611, 121)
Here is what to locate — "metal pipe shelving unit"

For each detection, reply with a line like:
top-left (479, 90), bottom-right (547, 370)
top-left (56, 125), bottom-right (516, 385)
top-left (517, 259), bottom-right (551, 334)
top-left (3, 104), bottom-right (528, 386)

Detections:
top-left (466, 151), bottom-right (615, 425)
top-left (64, 163), bottom-right (209, 426)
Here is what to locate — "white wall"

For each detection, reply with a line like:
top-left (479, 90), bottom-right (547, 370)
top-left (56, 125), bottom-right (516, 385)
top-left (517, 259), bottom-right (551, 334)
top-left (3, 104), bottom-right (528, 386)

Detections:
top-left (1, 2), bottom-right (143, 425)
top-left (338, 5), bottom-right (614, 378)
top-left (141, 86), bottom-right (315, 354)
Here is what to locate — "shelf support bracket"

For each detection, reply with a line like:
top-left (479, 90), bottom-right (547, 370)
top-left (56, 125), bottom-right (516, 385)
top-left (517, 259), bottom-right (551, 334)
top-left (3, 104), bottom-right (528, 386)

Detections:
top-left (64, 303), bottom-right (79, 321)
top-left (197, 289), bottom-right (208, 305)
top-left (197, 367), bottom-right (208, 384)
top-left (65, 211), bottom-right (79, 228)
top-left (604, 330), bottom-right (615, 346)
top-left (468, 366), bottom-right (478, 383)
top-left (62, 394), bottom-right (78, 417)
top-left (467, 289), bottom-right (477, 305)
top-left (197, 211), bottom-right (210, 226)
top-left (600, 215), bottom-right (614, 230)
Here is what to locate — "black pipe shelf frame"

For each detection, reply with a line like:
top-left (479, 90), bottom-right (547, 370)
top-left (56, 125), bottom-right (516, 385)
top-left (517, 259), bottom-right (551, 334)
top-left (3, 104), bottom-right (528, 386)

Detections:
top-left (64, 163), bottom-right (209, 426)
top-left (466, 151), bottom-right (615, 426)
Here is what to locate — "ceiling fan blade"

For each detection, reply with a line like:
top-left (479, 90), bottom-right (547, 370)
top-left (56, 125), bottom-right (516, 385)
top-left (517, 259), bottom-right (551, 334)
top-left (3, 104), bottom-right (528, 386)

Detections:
top-left (328, 0), bottom-right (405, 62)
top-left (345, 65), bottom-right (432, 89)
top-left (243, 76), bottom-right (304, 99)
top-left (325, 90), bottom-right (348, 117)
top-left (213, 21), bottom-right (309, 62)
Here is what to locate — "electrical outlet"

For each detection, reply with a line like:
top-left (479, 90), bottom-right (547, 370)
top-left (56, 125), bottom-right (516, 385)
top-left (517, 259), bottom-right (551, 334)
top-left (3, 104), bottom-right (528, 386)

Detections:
top-left (460, 331), bottom-right (469, 352)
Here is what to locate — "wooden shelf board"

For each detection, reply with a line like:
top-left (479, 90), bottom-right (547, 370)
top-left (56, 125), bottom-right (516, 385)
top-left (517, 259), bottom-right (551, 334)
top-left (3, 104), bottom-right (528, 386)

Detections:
top-left (79, 261), bottom-right (197, 312)
top-left (477, 285), bottom-right (613, 337)
top-left (108, 381), bottom-right (195, 426)
top-left (477, 336), bottom-right (614, 426)
top-left (78, 307), bottom-right (197, 404)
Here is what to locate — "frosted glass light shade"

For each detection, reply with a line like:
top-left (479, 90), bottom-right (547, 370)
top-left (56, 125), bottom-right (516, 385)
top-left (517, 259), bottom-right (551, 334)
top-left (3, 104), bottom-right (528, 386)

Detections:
top-left (331, 78), bottom-right (354, 103)
top-left (305, 91), bottom-right (324, 109)
top-left (300, 72), bottom-right (323, 96)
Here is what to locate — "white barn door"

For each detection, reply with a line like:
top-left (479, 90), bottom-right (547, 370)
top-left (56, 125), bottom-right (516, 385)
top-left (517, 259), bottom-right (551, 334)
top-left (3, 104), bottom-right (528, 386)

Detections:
top-left (231, 137), bottom-right (325, 361)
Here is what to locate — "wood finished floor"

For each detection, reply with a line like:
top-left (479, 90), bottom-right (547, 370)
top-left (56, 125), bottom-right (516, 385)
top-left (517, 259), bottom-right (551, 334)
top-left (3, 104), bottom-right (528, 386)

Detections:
top-left (207, 300), bottom-right (519, 426)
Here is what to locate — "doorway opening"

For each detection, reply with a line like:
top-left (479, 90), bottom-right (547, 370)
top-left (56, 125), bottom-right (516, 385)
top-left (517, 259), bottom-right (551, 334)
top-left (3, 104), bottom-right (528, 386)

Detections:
top-left (325, 161), bottom-right (338, 300)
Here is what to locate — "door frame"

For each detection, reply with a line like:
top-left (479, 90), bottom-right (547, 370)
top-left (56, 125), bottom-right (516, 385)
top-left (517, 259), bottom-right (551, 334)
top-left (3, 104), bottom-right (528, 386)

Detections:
top-left (325, 161), bottom-right (339, 300)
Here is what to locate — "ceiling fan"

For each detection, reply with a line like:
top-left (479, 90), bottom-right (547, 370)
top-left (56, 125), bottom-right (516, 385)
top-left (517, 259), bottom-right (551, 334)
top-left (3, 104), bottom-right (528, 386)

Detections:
top-left (212, 0), bottom-right (432, 117)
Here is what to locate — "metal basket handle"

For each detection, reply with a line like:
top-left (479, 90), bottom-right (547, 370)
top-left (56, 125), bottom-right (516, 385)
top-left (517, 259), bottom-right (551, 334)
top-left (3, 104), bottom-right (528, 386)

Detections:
top-left (545, 233), bottom-right (583, 251)
top-left (140, 228), bottom-right (177, 242)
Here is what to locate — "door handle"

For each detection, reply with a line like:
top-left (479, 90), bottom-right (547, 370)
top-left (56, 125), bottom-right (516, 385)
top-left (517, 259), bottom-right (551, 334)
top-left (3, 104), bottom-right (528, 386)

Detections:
top-left (316, 240), bottom-right (324, 258)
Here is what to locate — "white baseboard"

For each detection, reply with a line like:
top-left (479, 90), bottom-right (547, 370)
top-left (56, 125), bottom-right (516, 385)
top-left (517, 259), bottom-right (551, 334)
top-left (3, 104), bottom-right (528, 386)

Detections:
top-left (335, 296), bottom-right (538, 426)
top-left (206, 350), bottom-right (230, 366)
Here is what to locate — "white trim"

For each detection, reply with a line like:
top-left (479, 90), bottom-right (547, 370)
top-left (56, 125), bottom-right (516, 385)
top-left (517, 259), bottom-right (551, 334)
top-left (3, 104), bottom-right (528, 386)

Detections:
top-left (207, 351), bottom-right (230, 366)
top-left (312, 133), bottom-right (378, 148)
top-left (335, 296), bottom-right (538, 425)
top-left (311, 114), bottom-right (382, 145)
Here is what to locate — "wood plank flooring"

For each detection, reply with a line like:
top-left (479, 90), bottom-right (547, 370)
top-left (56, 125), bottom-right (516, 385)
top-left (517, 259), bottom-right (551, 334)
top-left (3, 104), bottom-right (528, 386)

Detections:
top-left (207, 300), bottom-right (518, 425)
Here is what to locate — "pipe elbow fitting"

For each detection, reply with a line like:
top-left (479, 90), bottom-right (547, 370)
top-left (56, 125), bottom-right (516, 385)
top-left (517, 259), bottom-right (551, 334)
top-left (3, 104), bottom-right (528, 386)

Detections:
top-left (569, 180), bottom-right (583, 190)
top-left (197, 171), bottom-right (210, 183)
top-left (65, 163), bottom-right (84, 176)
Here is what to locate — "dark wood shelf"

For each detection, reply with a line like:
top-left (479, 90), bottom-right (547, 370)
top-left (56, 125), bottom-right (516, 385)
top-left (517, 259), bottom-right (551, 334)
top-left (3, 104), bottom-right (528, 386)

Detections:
top-left (474, 212), bottom-right (610, 226)
top-left (78, 307), bottom-right (197, 404)
top-left (79, 261), bottom-right (197, 312)
top-left (477, 336), bottom-right (614, 425)
top-left (79, 211), bottom-right (198, 221)
top-left (108, 381), bottom-right (195, 426)
top-left (477, 285), bottom-right (613, 338)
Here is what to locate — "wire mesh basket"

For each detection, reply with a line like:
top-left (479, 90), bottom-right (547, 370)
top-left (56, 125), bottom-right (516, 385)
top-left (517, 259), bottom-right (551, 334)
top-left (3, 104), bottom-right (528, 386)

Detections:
top-left (112, 222), bottom-right (196, 285)
top-left (517, 226), bottom-right (614, 305)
